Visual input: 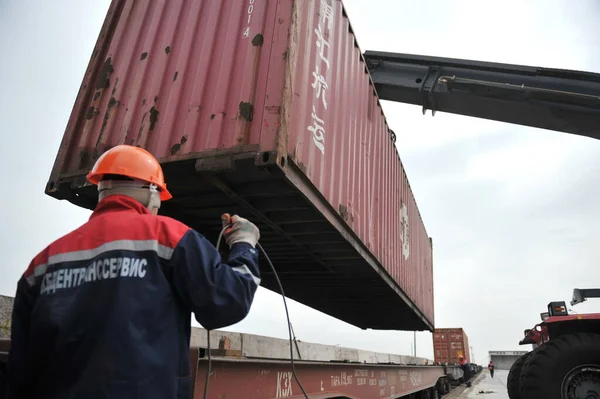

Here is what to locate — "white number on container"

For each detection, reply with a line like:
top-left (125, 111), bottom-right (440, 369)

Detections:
top-left (243, 0), bottom-right (256, 38)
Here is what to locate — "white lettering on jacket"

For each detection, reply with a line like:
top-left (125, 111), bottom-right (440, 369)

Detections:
top-left (40, 257), bottom-right (148, 295)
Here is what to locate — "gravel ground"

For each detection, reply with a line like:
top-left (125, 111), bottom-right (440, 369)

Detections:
top-left (0, 295), bottom-right (13, 339)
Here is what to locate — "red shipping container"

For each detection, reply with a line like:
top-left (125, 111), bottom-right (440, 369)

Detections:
top-left (45, 0), bottom-right (434, 331)
top-left (432, 328), bottom-right (471, 364)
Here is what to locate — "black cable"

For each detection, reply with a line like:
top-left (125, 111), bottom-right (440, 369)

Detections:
top-left (202, 224), bottom-right (309, 399)
top-left (257, 241), bottom-right (309, 399)
top-left (202, 329), bottom-right (211, 399)
top-left (201, 226), bottom-right (227, 399)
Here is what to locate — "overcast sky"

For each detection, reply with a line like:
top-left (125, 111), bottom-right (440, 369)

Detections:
top-left (1, 0), bottom-right (599, 364)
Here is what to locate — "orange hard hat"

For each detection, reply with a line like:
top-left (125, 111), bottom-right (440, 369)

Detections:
top-left (87, 145), bottom-right (172, 200)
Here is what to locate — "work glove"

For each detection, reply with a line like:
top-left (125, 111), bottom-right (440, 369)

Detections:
top-left (221, 213), bottom-right (260, 247)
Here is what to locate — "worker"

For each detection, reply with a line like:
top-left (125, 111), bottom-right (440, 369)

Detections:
top-left (488, 360), bottom-right (495, 378)
top-left (459, 355), bottom-right (472, 387)
top-left (6, 145), bottom-right (261, 399)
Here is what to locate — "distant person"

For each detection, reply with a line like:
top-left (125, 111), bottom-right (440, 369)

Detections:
top-left (488, 360), bottom-right (495, 378)
top-left (6, 145), bottom-right (261, 399)
top-left (459, 355), bottom-right (472, 387)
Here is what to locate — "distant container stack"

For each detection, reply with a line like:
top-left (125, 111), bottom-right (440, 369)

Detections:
top-left (44, 0), bottom-right (435, 331)
top-left (433, 328), bottom-right (470, 364)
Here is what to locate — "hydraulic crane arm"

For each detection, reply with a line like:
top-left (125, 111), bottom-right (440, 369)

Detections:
top-left (571, 288), bottom-right (600, 306)
top-left (363, 51), bottom-right (600, 140)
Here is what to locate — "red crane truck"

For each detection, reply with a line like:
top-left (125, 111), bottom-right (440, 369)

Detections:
top-left (507, 289), bottom-right (600, 399)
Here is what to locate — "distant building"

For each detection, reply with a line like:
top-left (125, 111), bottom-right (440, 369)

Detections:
top-left (489, 350), bottom-right (529, 370)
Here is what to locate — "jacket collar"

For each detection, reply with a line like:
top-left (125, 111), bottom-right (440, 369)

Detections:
top-left (90, 195), bottom-right (151, 220)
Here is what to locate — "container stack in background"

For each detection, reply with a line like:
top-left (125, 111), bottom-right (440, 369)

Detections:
top-left (433, 328), bottom-right (470, 364)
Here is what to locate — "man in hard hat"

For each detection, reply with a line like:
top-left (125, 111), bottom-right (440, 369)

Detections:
top-left (6, 145), bottom-right (261, 399)
top-left (459, 354), bottom-right (473, 387)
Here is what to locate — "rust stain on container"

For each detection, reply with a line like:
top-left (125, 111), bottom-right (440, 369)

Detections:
top-left (338, 204), bottom-right (349, 222)
top-left (170, 135), bottom-right (188, 154)
top-left (85, 107), bottom-right (96, 120)
top-left (170, 143), bottom-right (181, 154)
top-left (140, 52), bottom-right (148, 60)
top-left (46, 0), bottom-right (434, 331)
top-left (111, 78), bottom-right (119, 96)
top-left (338, 204), bottom-right (355, 225)
top-left (136, 112), bottom-right (147, 143)
top-left (94, 96), bottom-right (120, 158)
top-left (251, 34), bottom-right (264, 46)
top-left (79, 149), bottom-right (93, 170)
top-left (165, 46), bottom-right (171, 54)
top-left (95, 58), bottom-right (113, 89)
top-left (239, 102), bottom-right (253, 121)
top-left (296, 159), bottom-right (307, 174)
top-left (149, 107), bottom-right (159, 131)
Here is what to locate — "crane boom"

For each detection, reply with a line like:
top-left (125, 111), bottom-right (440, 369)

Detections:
top-left (363, 51), bottom-right (600, 140)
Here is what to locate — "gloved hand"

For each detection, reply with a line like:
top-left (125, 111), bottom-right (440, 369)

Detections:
top-left (221, 213), bottom-right (260, 247)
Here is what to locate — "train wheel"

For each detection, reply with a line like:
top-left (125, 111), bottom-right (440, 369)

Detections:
top-left (436, 378), bottom-right (449, 395)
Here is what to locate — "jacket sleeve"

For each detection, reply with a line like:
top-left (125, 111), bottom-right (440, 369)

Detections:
top-left (6, 273), bottom-right (37, 398)
top-left (169, 229), bottom-right (261, 330)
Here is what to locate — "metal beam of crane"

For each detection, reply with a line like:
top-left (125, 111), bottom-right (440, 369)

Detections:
top-left (363, 51), bottom-right (600, 141)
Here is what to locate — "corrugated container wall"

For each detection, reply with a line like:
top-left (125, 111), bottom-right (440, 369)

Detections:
top-left (433, 328), bottom-right (471, 364)
top-left (45, 0), bottom-right (434, 331)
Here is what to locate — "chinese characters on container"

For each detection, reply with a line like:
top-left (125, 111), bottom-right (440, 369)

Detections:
top-left (307, 0), bottom-right (334, 155)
